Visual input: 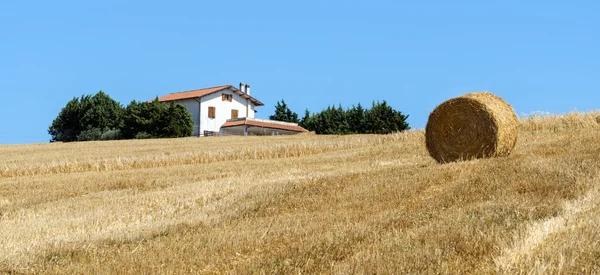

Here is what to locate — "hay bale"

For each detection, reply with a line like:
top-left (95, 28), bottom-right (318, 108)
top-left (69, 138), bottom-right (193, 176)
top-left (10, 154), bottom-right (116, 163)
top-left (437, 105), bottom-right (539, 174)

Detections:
top-left (425, 92), bottom-right (518, 163)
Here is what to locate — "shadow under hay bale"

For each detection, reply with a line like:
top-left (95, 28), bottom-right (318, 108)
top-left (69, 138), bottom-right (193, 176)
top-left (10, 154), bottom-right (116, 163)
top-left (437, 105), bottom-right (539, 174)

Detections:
top-left (425, 92), bottom-right (518, 163)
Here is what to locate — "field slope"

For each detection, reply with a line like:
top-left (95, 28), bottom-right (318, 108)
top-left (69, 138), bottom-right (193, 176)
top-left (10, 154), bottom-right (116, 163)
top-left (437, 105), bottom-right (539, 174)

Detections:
top-left (1, 112), bottom-right (600, 274)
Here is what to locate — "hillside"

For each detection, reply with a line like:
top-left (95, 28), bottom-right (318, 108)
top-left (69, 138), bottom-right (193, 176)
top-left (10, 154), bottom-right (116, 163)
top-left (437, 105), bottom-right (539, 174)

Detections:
top-left (1, 112), bottom-right (600, 274)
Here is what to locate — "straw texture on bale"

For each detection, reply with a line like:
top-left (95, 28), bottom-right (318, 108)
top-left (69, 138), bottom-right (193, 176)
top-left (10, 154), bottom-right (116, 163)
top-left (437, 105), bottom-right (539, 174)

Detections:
top-left (425, 92), bottom-right (518, 163)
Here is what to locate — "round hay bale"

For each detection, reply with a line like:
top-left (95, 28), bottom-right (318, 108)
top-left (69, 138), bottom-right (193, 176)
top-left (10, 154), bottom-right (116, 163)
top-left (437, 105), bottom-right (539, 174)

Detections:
top-left (425, 92), bottom-right (518, 163)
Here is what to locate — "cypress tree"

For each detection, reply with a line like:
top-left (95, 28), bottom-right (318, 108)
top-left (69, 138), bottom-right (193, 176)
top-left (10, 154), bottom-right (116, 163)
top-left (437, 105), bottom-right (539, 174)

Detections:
top-left (270, 100), bottom-right (299, 123)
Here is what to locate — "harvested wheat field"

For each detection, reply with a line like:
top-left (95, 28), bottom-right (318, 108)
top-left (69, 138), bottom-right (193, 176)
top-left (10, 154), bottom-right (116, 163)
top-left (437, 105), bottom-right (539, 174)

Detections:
top-left (1, 112), bottom-right (600, 274)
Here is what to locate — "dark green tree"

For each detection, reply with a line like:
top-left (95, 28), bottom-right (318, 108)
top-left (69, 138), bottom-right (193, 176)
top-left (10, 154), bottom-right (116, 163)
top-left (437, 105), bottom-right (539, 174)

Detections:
top-left (299, 109), bottom-right (314, 130)
top-left (309, 105), bottom-right (350, 134)
top-left (50, 91), bottom-right (194, 142)
top-left (49, 91), bottom-right (123, 142)
top-left (365, 101), bottom-right (410, 134)
top-left (157, 102), bottom-right (194, 138)
top-left (121, 100), bottom-right (146, 139)
top-left (79, 91), bottom-right (123, 131)
top-left (347, 103), bottom-right (366, 134)
top-left (269, 99), bottom-right (299, 123)
top-left (300, 101), bottom-right (409, 135)
top-left (334, 105), bottom-right (350, 134)
top-left (122, 99), bottom-right (193, 139)
top-left (76, 91), bottom-right (124, 141)
top-left (48, 97), bottom-right (83, 142)
top-left (316, 106), bottom-right (333, 134)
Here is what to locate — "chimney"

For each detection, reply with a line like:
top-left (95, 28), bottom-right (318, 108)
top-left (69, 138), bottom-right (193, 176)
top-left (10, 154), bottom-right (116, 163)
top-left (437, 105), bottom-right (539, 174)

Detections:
top-left (239, 82), bottom-right (245, 93)
top-left (245, 84), bottom-right (250, 118)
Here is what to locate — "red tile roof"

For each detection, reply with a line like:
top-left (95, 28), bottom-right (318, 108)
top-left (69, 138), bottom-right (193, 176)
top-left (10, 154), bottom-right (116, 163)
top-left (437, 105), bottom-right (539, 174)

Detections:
top-left (157, 85), bottom-right (264, 106)
top-left (221, 119), bottom-right (309, 133)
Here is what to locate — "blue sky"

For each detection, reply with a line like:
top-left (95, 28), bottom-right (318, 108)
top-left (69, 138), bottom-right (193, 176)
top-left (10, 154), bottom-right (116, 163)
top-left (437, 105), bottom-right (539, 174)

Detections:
top-left (1, 1), bottom-right (599, 144)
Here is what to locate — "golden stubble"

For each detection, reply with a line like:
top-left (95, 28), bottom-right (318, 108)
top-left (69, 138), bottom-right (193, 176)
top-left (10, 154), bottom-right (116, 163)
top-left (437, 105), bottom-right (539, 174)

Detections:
top-left (1, 113), bottom-right (600, 274)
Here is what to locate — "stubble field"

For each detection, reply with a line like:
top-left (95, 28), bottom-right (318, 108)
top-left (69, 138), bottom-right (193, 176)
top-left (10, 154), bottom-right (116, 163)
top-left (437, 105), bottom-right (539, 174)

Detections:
top-left (1, 112), bottom-right (600, 274)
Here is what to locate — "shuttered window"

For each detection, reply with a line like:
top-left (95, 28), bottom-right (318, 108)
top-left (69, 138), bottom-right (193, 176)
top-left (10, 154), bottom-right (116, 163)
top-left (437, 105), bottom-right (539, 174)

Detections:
top-left (222, 94), bottom-right (232, 102)
top-left (231, 109), bottom-right (239, 119)
top-left (208, 106), bottom-right (216, 118)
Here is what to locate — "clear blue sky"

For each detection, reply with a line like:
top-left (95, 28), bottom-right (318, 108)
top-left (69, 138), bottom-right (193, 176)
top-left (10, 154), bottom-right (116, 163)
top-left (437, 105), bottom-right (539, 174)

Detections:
top-left (1, 1), bottom-right (599, 144)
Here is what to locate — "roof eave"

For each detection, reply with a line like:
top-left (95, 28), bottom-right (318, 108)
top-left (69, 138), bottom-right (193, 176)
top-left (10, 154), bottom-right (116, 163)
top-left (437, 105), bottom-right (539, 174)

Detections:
top-left (231, 88), bottom-right (265, 106)
top-left (156, 85), bottom-right (265, 106)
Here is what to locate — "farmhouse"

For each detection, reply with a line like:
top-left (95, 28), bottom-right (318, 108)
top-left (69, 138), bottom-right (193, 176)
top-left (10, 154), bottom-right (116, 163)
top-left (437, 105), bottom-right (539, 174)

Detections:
top-left (157, 83), bottom-right (308, 136)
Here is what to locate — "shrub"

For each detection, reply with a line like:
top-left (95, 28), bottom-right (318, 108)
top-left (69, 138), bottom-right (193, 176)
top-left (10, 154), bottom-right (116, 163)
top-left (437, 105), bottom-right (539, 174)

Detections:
top-left (77, 128), bottom-right (103, 141)
top-left (100, 128), bottom-right (122, 140)
top-left (134, 132), bottom-right (152, 139)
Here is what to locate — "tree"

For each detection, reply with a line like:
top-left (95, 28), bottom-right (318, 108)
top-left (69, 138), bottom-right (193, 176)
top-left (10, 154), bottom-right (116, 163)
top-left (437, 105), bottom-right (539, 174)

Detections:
top-left (76, 91), bottom-right (124, 141)
top-left (299, 101), bottom-right (409, 135)
top-left (50, 91), bottom-right (194, 142)
top-left (122, 100), bottom-right (158, 139)
top-left (122, 99), bottom-right (193, 139)
top-left (48, 97), bottom-right (83, 142)
top-left (334, 105), bottom-right (350, 134)
top-left (365, 101), bottom-right (410, 134)
top-left (316, 106), bottom-right (334, 134)
top-left (299, 109), bottom-right (313, 130)
top-left (347, 103), bottom-right (366, 134)
top-left (270, 99), bottom-right (299, 123)
top-left (157, 102), bottom-right (194, 138)
top-left (79, 91), bottom-right (123, 131)
top-left (49, 91), bottom-right (123, 142)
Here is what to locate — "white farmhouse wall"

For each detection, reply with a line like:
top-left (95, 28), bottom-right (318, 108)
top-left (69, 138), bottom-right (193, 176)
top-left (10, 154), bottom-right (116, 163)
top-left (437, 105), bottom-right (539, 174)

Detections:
top-left (199, 88), bottom-right (256, 134)
top-left (162, 88), bottom-right (256, 136)
top-left (169, 87), bottom-right (257, 136)
top-left (172, 98), bottom-right (201, 136)
top-left (248, 103), bottom-right (256, 119)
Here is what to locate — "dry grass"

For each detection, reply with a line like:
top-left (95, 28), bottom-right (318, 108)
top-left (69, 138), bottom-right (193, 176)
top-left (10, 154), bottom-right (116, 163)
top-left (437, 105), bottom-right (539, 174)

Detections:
top-left (1, 112), bottom-right (600, 274)
top-left (519, 110), bottom-right (600, 132)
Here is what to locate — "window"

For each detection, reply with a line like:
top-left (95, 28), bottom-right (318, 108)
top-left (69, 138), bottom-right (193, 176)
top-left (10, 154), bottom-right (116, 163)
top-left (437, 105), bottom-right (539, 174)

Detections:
top-left (208, 106), bottom-right (216, 118)
top-left (222, 94), bottom-right (232, 102)
top-left (231, 109), bottom-right (239, 119)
